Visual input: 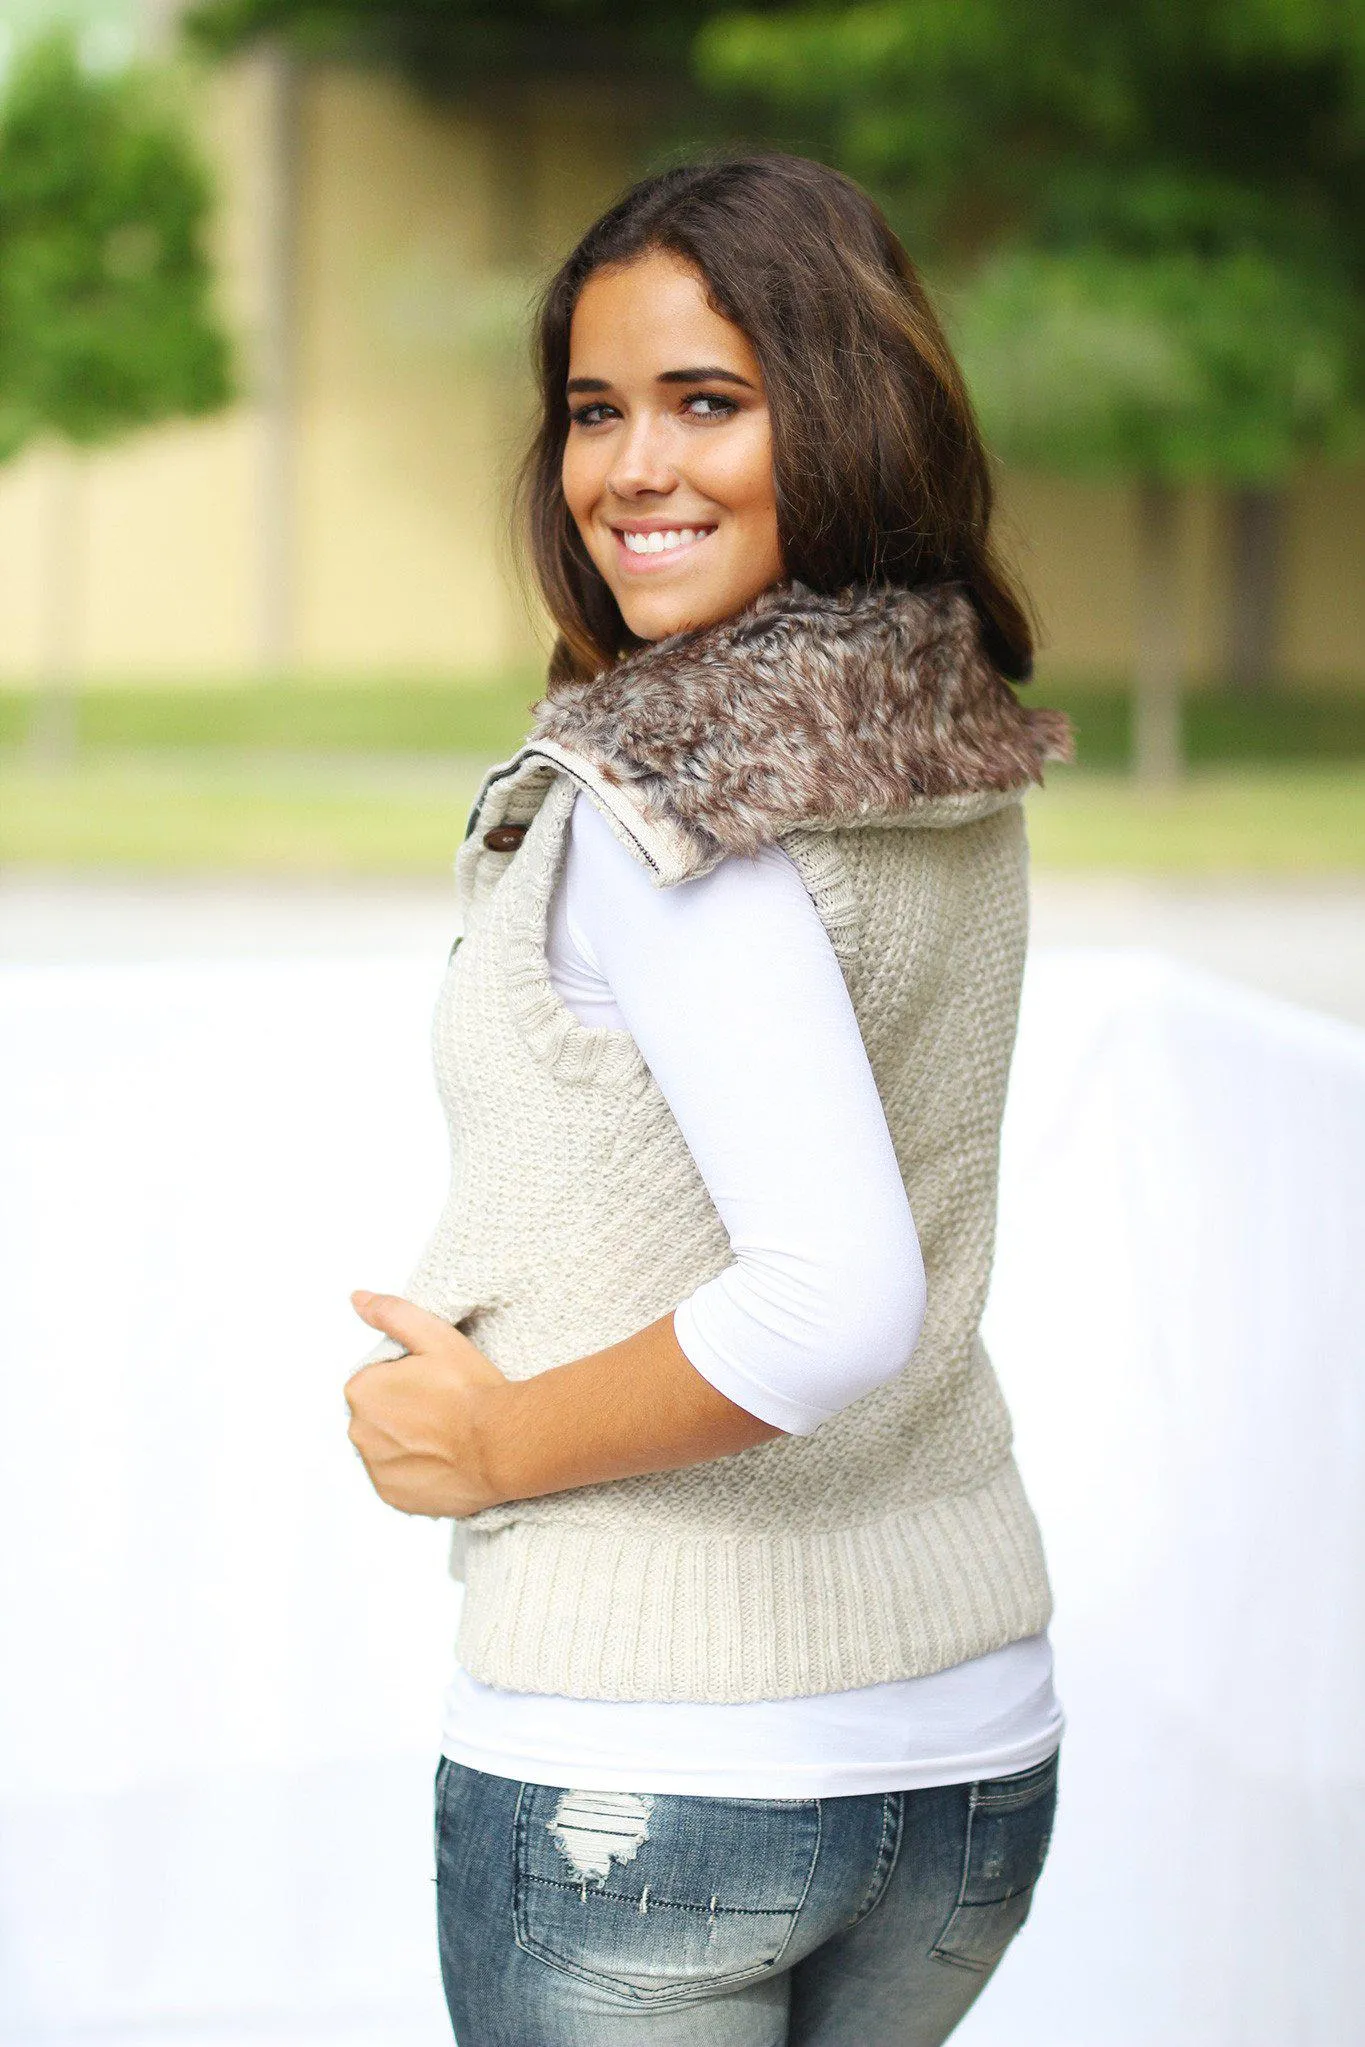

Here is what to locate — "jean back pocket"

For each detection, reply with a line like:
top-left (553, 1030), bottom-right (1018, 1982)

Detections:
top-left (931, 1750), bottom-right (1059, 1973)
top-left (513, 1786), bottom-right (821, 2008)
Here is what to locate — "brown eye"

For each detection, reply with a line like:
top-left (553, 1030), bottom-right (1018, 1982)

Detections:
top-left (684, 393), bottom-right (738, 420)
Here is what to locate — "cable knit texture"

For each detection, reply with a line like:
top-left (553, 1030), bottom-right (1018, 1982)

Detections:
top-left (361, 581), bottom-right (1072, 1702)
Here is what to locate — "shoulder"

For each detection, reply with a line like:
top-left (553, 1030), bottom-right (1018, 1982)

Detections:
top-left (563, 784), bottom-right (842, 983)
top-left (567, 783), bottom-right (806, 904)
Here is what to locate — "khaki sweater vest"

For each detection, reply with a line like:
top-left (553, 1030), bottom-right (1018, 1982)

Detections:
top-left (360, 582), bottom-right (1069, 1703)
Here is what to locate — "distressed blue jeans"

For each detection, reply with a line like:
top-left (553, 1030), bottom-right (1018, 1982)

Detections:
top-left (433, 1747), bottom-right (1059, 2045)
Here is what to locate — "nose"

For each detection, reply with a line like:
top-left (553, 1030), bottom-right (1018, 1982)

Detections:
top-left (604, 411), bottom-right (677, 500)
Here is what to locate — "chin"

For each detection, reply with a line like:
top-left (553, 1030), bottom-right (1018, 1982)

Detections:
top-left (615, 583), bottom-right (746, 643)
top-left (616, 595), bottom-right (699, 641)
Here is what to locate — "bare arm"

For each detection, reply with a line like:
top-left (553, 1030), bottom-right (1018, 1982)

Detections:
top-left (346, 1292), bottom-right (779, 1520)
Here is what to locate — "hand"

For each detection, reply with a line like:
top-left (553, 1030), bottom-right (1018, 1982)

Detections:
top-left (344, 1292), bottom-right (509, 1519)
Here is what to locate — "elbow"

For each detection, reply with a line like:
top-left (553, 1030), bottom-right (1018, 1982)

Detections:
top-left (798, 1208), bottom-right (928, 1427)
top-left (847, 1223), bottom-right (927, 1389)
top-left (689, 1198), bottom-right (928, 1439)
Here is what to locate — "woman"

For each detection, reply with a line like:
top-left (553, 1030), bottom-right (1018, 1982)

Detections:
top-left (344, 153), bottom-right (1073, 2046)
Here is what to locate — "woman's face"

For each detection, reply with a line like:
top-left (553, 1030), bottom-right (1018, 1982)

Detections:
top-left (561, 249), bottom-right (784, 642)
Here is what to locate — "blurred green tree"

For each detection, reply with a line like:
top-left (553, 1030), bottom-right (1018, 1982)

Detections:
top-left (182, 0), bottom-right (778, 94)
top-left (699, 0), bottom-right (1365, 778)
top-left (0, 27), bottom-right (233, 760)
top-left (954, 241), bottom-right (1360, 780)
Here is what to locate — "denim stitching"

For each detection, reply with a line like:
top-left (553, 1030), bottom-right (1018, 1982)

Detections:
top-left (432, 1757), bottom-right (460, 1906)
top-left (764, 1799), bottom-right (822, 1971)
top-left (434, 1757), bottom-right (454, 1849)
top-left (512, 1791), bottom-right (822, 2006)
top-left (522, 1870), bottom-right (804, 1918)
top-left (850, 1792), bottom-right (905, 1927)
top-left (930, 1762), bottom-right (1058, 1974)
top-left (969, 1750), bottom-right (1059, 1814)
top-left (928, 1782), bottom-right (986, 1972)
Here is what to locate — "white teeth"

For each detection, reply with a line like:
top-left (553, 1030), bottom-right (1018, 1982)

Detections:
top-left (620, 527), bottom-right (708, 555)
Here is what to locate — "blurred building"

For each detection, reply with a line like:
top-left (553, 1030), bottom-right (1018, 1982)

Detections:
top-left (0, 5), bottom-right (1361, 688)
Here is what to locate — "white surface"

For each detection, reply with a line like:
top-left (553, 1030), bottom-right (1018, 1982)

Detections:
top-left (6, 870), bottom-right (1365, 1030)
top-left (965, 950), bottom-right (1365, 2047)
top-left (1030, 874), bottom-right (1365, 1029)
top-left (2, 945), bottom-right (1363, 2045)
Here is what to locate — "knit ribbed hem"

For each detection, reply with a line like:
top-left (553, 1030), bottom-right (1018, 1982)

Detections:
top-left (454, 1458), bottom-right (1053, 1703)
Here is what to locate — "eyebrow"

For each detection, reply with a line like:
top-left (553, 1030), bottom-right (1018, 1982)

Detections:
top-left (565, 366), bottom-right (755, 395)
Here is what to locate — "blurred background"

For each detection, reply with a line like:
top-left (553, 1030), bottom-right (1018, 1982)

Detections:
top-left (1, 5), bottom-right (1363, 2046)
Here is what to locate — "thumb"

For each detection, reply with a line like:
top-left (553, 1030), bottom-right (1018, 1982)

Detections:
top-left (350, 1289), bottom-right (454, 1354)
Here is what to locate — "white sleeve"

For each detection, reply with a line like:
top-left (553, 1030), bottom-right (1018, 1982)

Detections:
top-left (558, 789), bottom-right (927, 1436)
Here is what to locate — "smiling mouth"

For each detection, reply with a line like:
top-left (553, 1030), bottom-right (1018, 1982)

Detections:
top-left (610, 524), bottom-right (718, 566)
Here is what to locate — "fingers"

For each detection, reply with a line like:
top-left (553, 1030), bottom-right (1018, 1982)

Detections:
top-left (350, 1289), bottom-right (453, 1354)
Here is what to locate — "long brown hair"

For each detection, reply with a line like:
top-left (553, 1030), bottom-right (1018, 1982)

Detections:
top-left (516, 152), bottom-right (1036, 685)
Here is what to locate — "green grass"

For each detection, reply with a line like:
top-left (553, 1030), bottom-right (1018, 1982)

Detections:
top-left (0, 673), bottom-right (543, 757)
top-left (4, 676), bottom-right (1365, 769)
top-left (0, 755), bottom-right (491, 876)
top-left (2, 754), bottom-right (1362, 876)
top-left (2, 675), bottom-right (1365, 769)
top-left (1034, 682), bottom-right (1365, 770)
top-left (1025, 765), bottom-right (1365, 873)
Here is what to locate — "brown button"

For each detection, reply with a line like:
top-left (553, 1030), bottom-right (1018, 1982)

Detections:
top-left (482, 823), bottom-right (527, 852)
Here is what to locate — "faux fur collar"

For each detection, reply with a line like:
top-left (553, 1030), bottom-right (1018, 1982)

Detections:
top-left (527, 581), bottom-right (1073, 866)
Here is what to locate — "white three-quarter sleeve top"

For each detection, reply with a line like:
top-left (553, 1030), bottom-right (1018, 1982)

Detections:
top-left (440, 788), bottom-right (1063, 1796)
